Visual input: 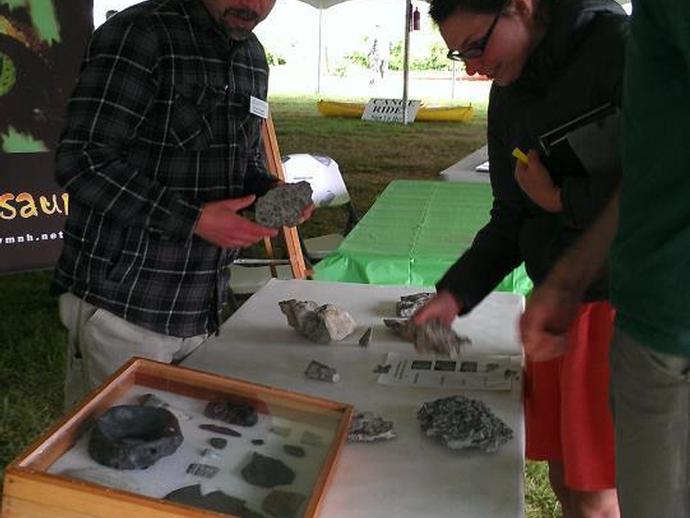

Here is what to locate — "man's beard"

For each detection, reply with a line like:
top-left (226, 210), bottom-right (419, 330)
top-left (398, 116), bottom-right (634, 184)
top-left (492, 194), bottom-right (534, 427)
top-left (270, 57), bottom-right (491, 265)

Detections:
top-left (221, 8), bottom-right (258, 40)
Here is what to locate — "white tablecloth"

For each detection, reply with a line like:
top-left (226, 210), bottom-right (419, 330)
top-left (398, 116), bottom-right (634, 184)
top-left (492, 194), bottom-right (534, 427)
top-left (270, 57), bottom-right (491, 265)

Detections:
top-left (183, 279), bottom-right (525, 518)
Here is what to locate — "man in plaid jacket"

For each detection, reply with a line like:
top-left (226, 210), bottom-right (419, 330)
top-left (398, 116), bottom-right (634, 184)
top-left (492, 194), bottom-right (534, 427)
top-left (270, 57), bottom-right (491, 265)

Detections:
top-left (53, 0), bottom-right (303, 408)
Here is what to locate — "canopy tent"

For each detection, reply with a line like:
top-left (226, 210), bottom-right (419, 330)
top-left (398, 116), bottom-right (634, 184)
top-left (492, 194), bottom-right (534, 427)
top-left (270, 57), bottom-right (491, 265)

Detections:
top-left (296, 0), bottom-right (418, 122)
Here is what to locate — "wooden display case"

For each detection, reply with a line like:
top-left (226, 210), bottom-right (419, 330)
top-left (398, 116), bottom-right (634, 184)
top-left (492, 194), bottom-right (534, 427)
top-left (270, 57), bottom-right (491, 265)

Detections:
top-left (2, 358), bottom-right (352, 518)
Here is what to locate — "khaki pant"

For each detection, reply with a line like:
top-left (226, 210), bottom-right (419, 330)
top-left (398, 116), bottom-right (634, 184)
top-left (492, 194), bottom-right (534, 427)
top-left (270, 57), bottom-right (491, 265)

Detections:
top-left (610, 328), bottom-right (690, 518)
top-left (59, 293), bottom-right (207, 410)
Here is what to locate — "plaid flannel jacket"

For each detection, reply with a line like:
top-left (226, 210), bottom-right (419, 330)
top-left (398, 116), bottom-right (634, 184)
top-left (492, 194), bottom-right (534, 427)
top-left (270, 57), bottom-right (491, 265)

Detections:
top-left (53, 0), bottom-right (276, 337)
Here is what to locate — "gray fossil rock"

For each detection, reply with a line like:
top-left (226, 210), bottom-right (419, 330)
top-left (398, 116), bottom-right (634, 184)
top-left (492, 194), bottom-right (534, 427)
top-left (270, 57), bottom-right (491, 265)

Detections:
top-left (262, 490), bottom-right (307, 518)
top-left (241, 452), bottom-right (295, 488)
top-left (384, 318), bottom-right (471, 358)
top-left (417, 395), bottom-right (513, 452)
top-left (255, 181), bottom-right (313, 228)
top-left (348, 411), bottom-right (397, 442)
top-left (204, 400), bottom-right (258, 427)
top-left (88, 405), bottom-right (183, 470)
top-left (165, 485), bottom-right (264, 518)
top-left (304, 360), bottom-right (340, 383)
top-left (280, 299), bottom-right (356, 343)
top-left (396, 292), bottom-right (435, 317)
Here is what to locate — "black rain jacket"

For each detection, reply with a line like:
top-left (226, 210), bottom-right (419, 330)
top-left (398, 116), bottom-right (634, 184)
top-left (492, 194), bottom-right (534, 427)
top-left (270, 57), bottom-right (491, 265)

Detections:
top-left (438, 0), bottom-right (628, 313)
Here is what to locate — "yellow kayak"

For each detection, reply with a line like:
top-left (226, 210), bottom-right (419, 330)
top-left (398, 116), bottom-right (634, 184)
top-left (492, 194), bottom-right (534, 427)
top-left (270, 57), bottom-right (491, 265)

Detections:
top-left (317, 100), bottom-right (474, 122)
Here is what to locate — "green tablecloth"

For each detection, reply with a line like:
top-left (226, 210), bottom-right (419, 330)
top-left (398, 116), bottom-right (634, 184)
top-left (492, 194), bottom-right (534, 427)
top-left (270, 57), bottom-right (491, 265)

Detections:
top-left (313, 180), bottom-right (533, 295)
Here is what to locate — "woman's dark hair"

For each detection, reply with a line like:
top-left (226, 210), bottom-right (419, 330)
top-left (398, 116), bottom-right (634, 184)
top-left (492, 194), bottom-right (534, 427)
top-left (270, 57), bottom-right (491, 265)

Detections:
top-left (429, 0), bottom-right (506, 23)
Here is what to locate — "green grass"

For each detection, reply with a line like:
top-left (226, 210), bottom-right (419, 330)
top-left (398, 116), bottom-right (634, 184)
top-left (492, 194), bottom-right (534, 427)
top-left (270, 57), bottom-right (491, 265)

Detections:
top-left (0, 94), bottom-right (559, 517)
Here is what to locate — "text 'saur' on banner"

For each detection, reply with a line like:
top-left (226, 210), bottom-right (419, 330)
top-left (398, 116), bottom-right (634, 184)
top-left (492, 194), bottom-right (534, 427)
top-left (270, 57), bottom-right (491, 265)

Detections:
top-left (0, 0), bottom-right (93, 273)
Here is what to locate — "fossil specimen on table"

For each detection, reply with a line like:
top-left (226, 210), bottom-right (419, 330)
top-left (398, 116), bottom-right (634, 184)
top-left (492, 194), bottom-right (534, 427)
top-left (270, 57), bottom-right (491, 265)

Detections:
top-left (396, 292), bottom-right (435, 317)
top-left (88, 405), bottom-right (183, 470)
top-left (384, 318), bottom-right (471, 358)
top-left (255, 181), bottom-right (313, 228)
top-left (280, 299), bottom-right (356, 343)
top-left (304, 359), bottom-right (340, 382)
top-left (348, 411), bottom-right (397, 442)
top-left (417, 395), bottom-right (513, 452)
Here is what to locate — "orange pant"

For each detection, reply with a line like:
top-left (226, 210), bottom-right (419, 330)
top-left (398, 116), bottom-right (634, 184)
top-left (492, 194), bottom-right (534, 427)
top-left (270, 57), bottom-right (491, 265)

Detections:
top-left (524, 301), bottom-right (616, 491)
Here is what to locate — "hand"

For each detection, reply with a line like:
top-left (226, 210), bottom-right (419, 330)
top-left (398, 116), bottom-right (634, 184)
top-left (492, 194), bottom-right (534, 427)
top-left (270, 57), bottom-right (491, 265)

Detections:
top-left (520, 282), bottom-right (580, 361)
top-left (298, 202), bottom-right (315, 224)
top-left (194, 195), bottom-right (278, 248)
top-left (514, 150), bottom-right (563, 212)
top-left (412, 290), bottom-right (463, 327)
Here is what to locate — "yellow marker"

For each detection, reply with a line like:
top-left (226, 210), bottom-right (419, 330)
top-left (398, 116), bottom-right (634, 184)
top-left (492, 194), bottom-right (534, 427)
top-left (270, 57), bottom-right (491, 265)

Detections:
top-left (512, 147), bottom-right (529, 165)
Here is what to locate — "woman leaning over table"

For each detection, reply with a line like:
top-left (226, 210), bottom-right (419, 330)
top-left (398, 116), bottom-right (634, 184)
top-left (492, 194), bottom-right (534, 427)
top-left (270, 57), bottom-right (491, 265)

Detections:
top-left (414, 0), bottom-right (628, 516)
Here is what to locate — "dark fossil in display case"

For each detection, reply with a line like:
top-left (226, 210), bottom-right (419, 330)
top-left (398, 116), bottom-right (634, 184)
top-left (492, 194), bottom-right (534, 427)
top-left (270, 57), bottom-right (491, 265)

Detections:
top-left (199, 423), bottom-right (242, 437)
top-left (282, 444), bottom-right (306, 458)
top-left (205, 400), bottom-right (259, 427)
top-left (87, 405), bottom-right (183, 470)
top-left (262, 489), bottom-right (307, 518)
top-left (417, 395), bottom-right (513, 452)
top-left (165, 484), bottom-right (265, 518)
top-left (241, 452), bottom-right (296, 488)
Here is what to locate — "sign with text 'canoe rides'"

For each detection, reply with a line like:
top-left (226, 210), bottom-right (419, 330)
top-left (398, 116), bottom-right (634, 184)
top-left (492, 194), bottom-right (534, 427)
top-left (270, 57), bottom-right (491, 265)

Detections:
top-left (0, 0), bottom-right (93, 273)
top-left (361, 98), bottom-right (421, 123)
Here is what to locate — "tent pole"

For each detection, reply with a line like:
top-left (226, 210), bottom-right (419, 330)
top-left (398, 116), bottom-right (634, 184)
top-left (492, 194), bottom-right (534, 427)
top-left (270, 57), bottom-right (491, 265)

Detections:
top-left (317, 8), bottom-right (323, 94)
top-left (402, 0), bottom-right (411, 124)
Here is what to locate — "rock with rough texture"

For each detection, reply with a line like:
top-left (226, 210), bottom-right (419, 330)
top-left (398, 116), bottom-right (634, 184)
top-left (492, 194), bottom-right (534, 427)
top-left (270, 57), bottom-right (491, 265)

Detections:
top-left (347, 411), bottom-right (397, 442)
top-left (304, 360), bottom-right (340, 383)
top-left (205, 400), bottom-right (258, 427)
top-left (279, 299), bottom-right (356, 343)
top-left (241, 452), bottom-right (295, 488)
top-left (262, 490), bottom-right (307, 518)
top-left (384, 318), bottom-right (471, 358)
top-left (88, 405), bottom-right (183, 470)
top-left (417, 395), bottom-right (513, 452)
top-left (255, 181), bottom-right (313, 228)
top-left (396, 292), bottom-right (435, 317)
top-left (165, 485), bottom-right (264, 518)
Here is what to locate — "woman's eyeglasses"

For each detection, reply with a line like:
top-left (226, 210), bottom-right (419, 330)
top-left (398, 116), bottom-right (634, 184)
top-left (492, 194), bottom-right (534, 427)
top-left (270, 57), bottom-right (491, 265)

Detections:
top-left (446, 9), bottom-right (502, 61)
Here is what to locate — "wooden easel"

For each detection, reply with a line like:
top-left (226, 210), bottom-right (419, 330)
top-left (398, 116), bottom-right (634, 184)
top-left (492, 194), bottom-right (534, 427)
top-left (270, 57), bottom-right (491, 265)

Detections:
top-left (260, 115), bottom-right (310, 279)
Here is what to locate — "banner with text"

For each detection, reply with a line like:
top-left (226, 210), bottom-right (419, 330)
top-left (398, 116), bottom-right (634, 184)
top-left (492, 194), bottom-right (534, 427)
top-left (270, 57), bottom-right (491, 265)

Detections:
top-left (0, 0), bottom-right (93, 273)
top-left (362, 98), bottom-right (421, 123)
